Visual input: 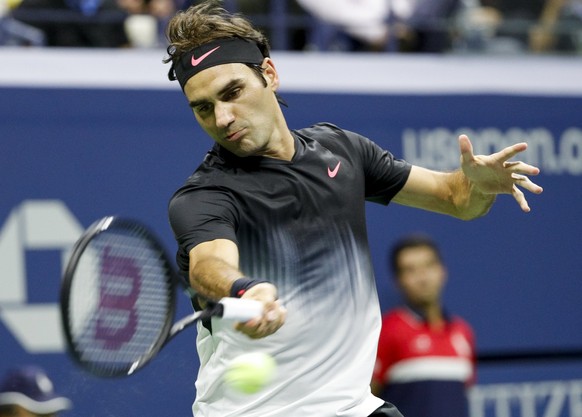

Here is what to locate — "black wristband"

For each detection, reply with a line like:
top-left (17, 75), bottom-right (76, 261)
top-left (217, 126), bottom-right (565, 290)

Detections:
top-left (229, 277), bottom-right (269, 298)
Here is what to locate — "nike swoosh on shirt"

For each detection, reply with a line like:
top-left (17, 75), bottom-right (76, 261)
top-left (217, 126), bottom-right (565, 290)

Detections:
top-left (328, 161), bottom-right (341, 178)
top-left (191, 46), bottom-right (221, 67)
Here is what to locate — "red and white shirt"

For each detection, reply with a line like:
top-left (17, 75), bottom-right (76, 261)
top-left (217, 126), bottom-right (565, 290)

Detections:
top-left (373, 306), bottom-right (476, 417)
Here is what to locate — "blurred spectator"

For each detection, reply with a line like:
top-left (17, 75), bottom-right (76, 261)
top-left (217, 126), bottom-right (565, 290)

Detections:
top-left (148, 0), bottom-right (176, 45)
top-left (182, 0), bottom-right (308, 50)
top-left (296, 0), bottom-right (389, 51)
top-left (239, 0), bottom-right (308, 50)
top-left (7, 0), bottom-right (578, 51)
top-left (0, 365), bottom-right (72, 417)
top-left (10, 0), bottom-right (129, 47)
top-left (123, 13), bottom-right (158, 47)
top-left (297, 0), bottom-right (466, 52)
top-left (371, 234), bottom-right (475, 417)
top-left (527, 0), bottom-right (582, 52)
top-left (174, 0), bottom-right (479, 52)
top-left (466, 0), bottom-right (582, 53)
top-left (389, 0), bottom-right (463, 52)
top-left (118, 0), bottom-right (176, 47)
top-left (1, 0), bottom-right (46, 45)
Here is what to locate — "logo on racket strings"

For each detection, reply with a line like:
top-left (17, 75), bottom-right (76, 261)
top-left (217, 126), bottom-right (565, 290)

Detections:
top-left (95, 247), bottom-right (141, 349)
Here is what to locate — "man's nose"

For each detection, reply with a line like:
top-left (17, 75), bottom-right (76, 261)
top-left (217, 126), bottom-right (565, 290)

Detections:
top-left (215, 103), bottom-right (235, 128)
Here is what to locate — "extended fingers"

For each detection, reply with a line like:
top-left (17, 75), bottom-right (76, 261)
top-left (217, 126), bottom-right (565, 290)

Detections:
top-left (512, 184), bottom-right (531, 212)
top-left (505, 160), bottom-right (544, 195)
top-left (511, 173), bottom-right (544, 194)
top-left (511, 173), bottom-right (543, 212)
top-left (504, 160), bottom-right (541, 176)
top-left (459, 138), bottom-right (543, 212)
top-left (495, 142), bottom-right (528, 163)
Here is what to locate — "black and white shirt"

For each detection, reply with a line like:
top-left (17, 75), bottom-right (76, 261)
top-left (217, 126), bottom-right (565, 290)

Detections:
top-left (169, 123), bottom-right (411, 417)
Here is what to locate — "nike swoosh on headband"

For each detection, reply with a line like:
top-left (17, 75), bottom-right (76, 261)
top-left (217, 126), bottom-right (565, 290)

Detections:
top-left (191, 46), bottom-right (221, 67)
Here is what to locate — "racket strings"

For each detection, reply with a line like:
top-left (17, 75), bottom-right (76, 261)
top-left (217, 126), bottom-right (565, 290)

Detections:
top-left (67, 227), bottom-right (174, 375)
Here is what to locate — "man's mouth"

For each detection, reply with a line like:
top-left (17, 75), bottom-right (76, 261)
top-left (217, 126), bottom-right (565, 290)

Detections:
top-left (225, 128), bottom-right (245, 142)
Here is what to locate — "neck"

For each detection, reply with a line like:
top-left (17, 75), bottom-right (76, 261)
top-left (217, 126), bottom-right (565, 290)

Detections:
top-left (266, 129), bottom-right (295, 161)
top-left (411, 302), bottom-right (444, 327)
top-left (258, 113), bottom-right (295, 161)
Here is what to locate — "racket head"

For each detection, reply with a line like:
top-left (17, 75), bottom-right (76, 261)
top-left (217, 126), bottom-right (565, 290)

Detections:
top-left (60, 216), bottom-right (177, 377)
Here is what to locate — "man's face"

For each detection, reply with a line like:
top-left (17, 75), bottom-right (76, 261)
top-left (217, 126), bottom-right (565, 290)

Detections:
top-left (395, 246), bottom-right (446, 308)
top-left (183, 60), bottom-right (281, 158)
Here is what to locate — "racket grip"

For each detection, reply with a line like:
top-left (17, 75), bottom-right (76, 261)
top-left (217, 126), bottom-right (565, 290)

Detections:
top-left (219, 297), bottom-right (263, 321)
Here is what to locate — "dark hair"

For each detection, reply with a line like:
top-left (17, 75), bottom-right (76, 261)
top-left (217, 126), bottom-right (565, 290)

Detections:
top-left (164, 1), bottom-right (270, 65)
top-left (163, 1), bottom-right (288, 105)
top-left (389, 234), bottom-right (443, 276)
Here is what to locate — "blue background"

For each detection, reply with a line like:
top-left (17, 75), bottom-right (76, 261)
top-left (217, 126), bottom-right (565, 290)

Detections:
top-left (1, 80), bottom-right (581, 416)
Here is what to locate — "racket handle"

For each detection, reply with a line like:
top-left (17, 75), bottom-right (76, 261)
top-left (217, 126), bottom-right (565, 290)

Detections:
top-left (219, 297), bottom-right (263, 321)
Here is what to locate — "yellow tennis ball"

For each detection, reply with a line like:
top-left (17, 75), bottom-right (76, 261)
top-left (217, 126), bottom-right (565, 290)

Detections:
top-left (6, 0), bottom-right (22, 9)
top-left (224, 352), bottom-right (276, 394)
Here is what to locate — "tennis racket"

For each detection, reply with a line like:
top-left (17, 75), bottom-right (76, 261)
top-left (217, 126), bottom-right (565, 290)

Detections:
top-left (60, 216), bottom-right (263, 378)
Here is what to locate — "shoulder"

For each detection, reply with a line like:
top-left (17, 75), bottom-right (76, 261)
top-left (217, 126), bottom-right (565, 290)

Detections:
top-left (295, 123), bottom-right (364, 145)
top-left (295, 123), bottom-right (380, 162)
top-left (168, 156), bottom-right (239, 225)
top-left (169, 146), bottom-right (235, 202)
top-left (382, 307), bottom-right (414, 327)
top-left (450, 315), bottom-right (475, 335)
top-left (379, 308), bottom-right (417, 345)
top-left (296, 122), bottom-right (344, 136)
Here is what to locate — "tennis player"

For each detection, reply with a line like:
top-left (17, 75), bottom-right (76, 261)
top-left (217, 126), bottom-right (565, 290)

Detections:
top-left (164, 2), bottom-right (543, 416)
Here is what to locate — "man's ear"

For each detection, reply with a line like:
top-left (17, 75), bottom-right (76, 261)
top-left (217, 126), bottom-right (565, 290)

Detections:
top-left (262, 57), bottom-right (279, 91)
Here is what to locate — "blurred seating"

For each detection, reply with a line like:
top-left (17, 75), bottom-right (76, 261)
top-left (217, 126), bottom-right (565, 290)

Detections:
top-left (9, 0), bottom-right (129, 47)
top-left (1, 0), bottom-right (45, 44)
top-left (0, 14), bottom-right (46, 45)
top-left (296, 0), bottom-right (389, 51)
top-left (182, 0), bottom-right (310, 50)
top-left (457, 0), bottom-right (582, 53)
top-left (2, 0), bottom-right (580, 53)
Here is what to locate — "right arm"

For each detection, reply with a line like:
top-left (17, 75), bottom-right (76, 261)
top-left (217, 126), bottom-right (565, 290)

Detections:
top-left (188, 238), bottom-right (242, 299)
top-left (188, 238), bottom-right (286, 339)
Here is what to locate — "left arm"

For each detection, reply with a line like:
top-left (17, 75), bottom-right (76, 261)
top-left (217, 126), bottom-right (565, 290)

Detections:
top-left (393, 135), bottom-right (543, 220)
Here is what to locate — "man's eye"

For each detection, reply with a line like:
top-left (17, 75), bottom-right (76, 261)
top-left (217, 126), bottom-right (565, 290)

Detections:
top-left (225, 88), bottom-right (241, 101)
top-left (196, 104), bottom-right (211, 114)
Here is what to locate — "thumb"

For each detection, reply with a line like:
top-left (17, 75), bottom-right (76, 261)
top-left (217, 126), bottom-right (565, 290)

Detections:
top-left (458, 134), bottom-right (474, 165)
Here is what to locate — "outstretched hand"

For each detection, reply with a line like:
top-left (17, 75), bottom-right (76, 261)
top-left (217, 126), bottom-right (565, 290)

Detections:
top-left (459, 135), bottom-right (543, 212)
